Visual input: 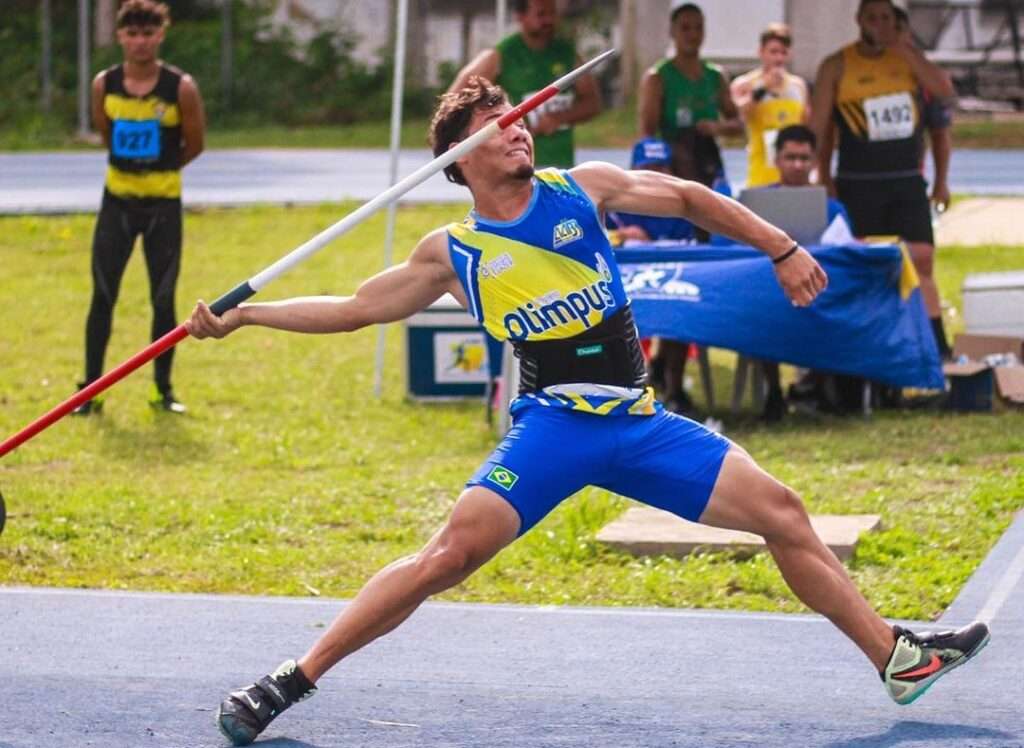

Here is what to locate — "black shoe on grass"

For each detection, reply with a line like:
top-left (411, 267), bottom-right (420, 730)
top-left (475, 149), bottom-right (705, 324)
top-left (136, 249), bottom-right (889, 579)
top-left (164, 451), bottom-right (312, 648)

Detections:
top-left (71, 382), bottom-right (103, 416)
top-left (150, 387), bottom-right (186, 414)
top-left (881, 622), bottom-right (990, 705)
top-left (217, 660), bottom-right (316, 746)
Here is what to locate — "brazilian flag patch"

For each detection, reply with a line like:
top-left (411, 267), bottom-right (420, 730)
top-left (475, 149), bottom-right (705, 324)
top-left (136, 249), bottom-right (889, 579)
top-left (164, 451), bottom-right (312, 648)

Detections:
top-left (486, 465), bottom-right (519, 490)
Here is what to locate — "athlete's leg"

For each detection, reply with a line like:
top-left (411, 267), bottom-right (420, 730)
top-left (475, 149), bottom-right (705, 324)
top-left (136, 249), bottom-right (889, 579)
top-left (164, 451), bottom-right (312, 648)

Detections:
top-left (699, 447), bottom-right (895, 669)
top-left (298, 486), bottom-right (520, 681)
top-left (141, 199), bottom-right (183, 395)
top-left (893, 177), bottom-right (949, 354)
top-left (907, 240), bottom-right (941, 313)
top-left (84, 192), bottom-right (137, 384)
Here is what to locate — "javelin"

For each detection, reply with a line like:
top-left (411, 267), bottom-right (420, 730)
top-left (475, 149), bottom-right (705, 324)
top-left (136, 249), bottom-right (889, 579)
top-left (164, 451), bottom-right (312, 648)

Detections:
top-left (0, 49), bottom-right (616, 459)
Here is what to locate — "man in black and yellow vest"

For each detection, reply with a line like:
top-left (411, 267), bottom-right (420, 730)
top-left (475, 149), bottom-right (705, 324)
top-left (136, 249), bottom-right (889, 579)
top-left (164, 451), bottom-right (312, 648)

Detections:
top-left (447, 0), bottom-right (602, 169)
top-left (75, 0), bottom-right (205, 415)
top-left (812, 0), bottom-right (955, 359)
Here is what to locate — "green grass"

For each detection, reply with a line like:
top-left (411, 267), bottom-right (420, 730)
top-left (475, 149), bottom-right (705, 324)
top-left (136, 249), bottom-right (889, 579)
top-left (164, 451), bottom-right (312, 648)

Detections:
top-left (0, 205), bottom-right (1022, 621)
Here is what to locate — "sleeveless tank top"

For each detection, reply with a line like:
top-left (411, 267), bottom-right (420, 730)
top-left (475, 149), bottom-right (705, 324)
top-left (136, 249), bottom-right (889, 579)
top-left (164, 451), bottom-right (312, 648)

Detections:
top-left (103, 62), bottom-right (184, 199)
top-left (446, 169), bottom-right (656, 417)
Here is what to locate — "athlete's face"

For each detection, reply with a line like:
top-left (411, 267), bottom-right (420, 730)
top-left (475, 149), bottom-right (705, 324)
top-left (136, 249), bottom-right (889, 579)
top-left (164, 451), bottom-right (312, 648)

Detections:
top-left (775, 141), bottom-right (814, 187)
top-left (858, 1), bottom-right (898, 49)
top-left (517, 0), bottom-right (558, 47)
top-left (117, 24), bottom-right (164, 65)
top-left (459, 103), bottom-right (534, 186)
top-left (760, 39), bottom-right (790, 70)
top-left (670, 10), bottom-right (704, 57)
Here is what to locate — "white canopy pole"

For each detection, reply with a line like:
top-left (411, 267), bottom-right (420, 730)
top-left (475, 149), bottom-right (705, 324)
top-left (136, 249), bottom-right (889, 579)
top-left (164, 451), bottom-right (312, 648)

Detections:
top-left (373, 0), bottom-right (410, 398)
top-left (77, 0), bottom-right (90, 137)
top-left (496, 0), bottom-right (507, 39)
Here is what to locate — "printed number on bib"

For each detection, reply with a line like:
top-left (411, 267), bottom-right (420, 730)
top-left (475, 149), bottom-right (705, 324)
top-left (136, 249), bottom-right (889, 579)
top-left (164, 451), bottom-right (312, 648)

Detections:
top-left (864, 93), bottom-right (915, 141)
top-left (112, 119), bottom-right (161, 159)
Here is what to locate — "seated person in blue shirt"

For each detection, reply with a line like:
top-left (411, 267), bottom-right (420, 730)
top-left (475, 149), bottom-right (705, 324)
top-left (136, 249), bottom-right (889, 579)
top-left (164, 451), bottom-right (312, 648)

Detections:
top-left (606, 138), bottom-right (696, 245)
top-left (755, 124), bottom-right (852, 421)
top-left (606, 138), bottom-right (701, 418)
top-left (773, 124), bottom-right (851, 232)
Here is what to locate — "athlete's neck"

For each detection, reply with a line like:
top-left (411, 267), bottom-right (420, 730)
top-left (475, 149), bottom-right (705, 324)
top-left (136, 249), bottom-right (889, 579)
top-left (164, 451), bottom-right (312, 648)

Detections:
top-left (855, 39), bottom-right (885, 58)
top-left (672, 53), bottom-right (702, 78)
top-left (471, 179), bottom-right (534, 222)
top-left (123, 58), bottom-right (161, 82)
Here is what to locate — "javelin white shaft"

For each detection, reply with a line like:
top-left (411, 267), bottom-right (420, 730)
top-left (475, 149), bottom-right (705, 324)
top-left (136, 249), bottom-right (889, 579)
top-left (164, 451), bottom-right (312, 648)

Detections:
top-left (248, 120), bottom-right (500, 291)
top-left (247, 47), bottom-right (614, 292)
top-left (551, 48), bottom-right (615, 91)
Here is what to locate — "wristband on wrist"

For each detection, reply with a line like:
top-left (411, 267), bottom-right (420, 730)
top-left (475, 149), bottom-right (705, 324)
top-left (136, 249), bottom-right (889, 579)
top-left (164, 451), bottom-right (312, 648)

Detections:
top-left (752, 86), bottom-right (768, 102)
top-left (772, 243), bottom-right (800, 265)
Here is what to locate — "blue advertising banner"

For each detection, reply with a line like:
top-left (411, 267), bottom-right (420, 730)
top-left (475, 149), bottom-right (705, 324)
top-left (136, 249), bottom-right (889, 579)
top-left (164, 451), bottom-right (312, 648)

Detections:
top-left (615, 243), bottom-right (943, 389)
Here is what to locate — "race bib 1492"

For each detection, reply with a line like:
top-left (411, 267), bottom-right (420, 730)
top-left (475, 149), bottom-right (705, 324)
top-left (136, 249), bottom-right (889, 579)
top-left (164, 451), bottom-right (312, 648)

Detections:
top-left (864, 92), bottom-right (915, 141)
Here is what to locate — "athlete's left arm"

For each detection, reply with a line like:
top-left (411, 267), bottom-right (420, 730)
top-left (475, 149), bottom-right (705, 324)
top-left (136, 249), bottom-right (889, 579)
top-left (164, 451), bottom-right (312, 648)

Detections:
top-left (890, 41), bottom-right (955, 100)
top-left (571, 161), bottom-right (827, 306)
top-left (178, 75), bottom-right (206, 168)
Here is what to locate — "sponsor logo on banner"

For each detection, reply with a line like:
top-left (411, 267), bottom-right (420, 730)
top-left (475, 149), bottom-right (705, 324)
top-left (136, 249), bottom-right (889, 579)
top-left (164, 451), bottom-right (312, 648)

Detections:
top-left (434, 332), bottom-right (489, 384)
top-left (620, 264), bottom-right (702, 301)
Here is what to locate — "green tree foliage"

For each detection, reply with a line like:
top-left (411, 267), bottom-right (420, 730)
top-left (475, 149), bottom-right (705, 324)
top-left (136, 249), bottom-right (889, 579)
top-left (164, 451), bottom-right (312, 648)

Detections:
top-left (0, 0), bottom-right (437, 136)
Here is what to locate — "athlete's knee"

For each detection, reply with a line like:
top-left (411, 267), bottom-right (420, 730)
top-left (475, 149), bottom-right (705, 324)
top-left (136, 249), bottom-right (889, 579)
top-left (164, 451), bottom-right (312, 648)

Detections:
top-left (760, 484), bottom-right (813, 545)
top-left (907, 243), bottom-right (935, 277)
top-left (412, 531), bottom-right (480, 592)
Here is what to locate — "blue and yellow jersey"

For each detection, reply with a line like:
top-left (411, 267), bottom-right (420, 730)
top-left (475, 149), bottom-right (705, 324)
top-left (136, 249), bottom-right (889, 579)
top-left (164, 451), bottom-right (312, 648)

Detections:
top-left (447, 168), bottom-right (657, 417)
top-left (102, 63), bottom-right (184, 199)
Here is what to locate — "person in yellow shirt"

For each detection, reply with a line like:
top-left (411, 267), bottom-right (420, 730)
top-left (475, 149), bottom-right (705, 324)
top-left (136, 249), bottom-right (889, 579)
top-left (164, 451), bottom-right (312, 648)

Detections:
top-left (730, 23), bottom-right (809, 188)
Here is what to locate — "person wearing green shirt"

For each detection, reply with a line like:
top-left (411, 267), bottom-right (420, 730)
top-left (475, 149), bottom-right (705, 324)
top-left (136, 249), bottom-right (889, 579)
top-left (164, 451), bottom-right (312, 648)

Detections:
top-left (448, 0), bottom-right (602, 168)
top-left (639, 2), bottom-right (742, 189)
top-left (637, 2), bottom-right (742, 419)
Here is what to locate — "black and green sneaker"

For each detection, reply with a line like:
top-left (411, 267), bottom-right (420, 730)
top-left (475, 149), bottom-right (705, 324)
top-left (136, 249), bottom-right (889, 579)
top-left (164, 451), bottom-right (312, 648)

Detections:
top-left (150, 386), bottom-right (186, 414)
top-left (881, 622), bottom-right (990, 705)
top-left (71, 382), bottom-right (103, 416)
top-left (217, 659), bottom-right (317, 746)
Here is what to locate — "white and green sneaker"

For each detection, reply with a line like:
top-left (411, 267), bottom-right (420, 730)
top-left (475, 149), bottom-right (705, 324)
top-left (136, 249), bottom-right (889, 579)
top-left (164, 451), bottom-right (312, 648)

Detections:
top-left (881, 622), bottom-right (990, 705)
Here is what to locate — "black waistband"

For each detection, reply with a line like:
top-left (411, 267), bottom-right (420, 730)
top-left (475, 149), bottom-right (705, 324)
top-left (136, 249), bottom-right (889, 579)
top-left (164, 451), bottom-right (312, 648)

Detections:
top-left (513, 305), bottom-right (647, 394)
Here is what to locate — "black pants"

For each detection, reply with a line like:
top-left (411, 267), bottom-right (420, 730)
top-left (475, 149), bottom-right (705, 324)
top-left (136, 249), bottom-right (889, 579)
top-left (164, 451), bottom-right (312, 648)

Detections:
top-left (84, 190), bottom-right (182, 394)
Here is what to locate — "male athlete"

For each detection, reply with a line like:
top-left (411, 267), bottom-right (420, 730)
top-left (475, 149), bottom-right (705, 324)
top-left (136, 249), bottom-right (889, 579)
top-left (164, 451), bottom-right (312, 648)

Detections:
top-left (812, 0), bottom-right (955, 358)
top-left (187, 79), bottom-right (989, 746)
top-left (77, 0), bottom-right (205, 415)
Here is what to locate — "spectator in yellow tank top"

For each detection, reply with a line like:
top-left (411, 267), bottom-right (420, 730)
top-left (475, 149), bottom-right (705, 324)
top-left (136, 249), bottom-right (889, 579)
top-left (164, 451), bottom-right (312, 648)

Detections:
top-left (730, 23), bottom-right (810, 189)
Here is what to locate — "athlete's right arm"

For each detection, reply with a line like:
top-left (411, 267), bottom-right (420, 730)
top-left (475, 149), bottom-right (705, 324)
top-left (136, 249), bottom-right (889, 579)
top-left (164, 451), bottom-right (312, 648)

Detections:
top-left (810, 53), bottom-right (841, 190)
top-left (185, 229), bottom-right (462, 340)
top-left (447, 49), bottom-right (501, 94)
top-left (91, 72), bottom-right (110, 148)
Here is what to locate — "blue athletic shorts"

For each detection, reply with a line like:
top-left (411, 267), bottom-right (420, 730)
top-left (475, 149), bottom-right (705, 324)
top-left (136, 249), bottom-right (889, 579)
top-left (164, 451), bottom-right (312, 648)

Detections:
top-left (467, 406), bottom-right (732, 535)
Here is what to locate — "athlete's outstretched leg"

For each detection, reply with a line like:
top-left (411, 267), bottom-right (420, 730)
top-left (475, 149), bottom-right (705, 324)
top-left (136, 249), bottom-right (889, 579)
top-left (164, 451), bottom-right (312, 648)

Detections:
top-left (217, 486), bottom-right (520, 746)
top-left (699, 447), bottom-right (988, 703)
top-left (700, 448), bottom-right (894, 667)
top-left (299, 486), bottom-right (519, 678)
